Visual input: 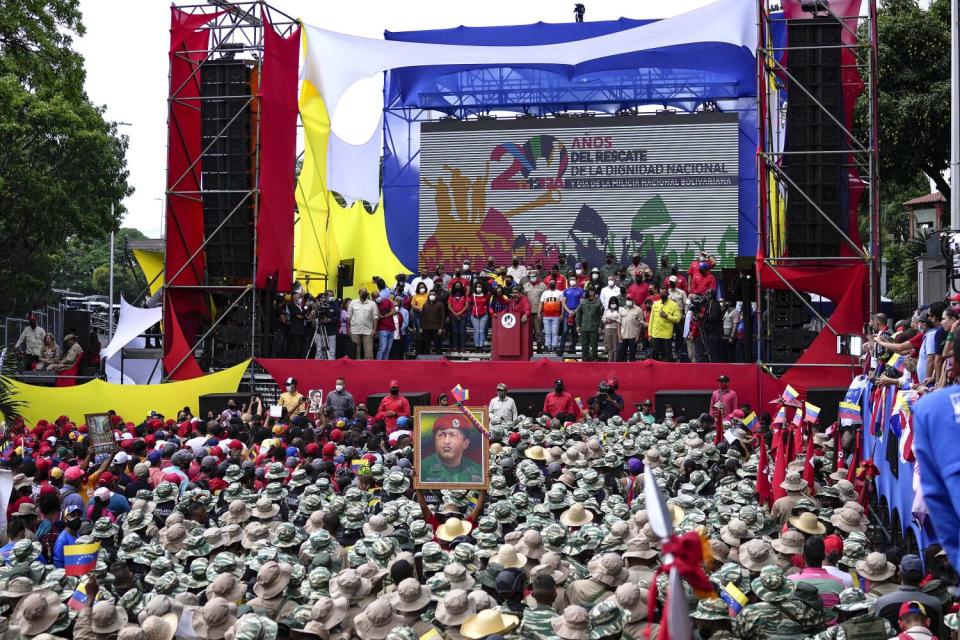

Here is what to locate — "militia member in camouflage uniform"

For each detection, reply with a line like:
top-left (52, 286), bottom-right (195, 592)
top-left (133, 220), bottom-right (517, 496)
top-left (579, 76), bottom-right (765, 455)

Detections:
top-left (738, 567), bottom-right (824, 640)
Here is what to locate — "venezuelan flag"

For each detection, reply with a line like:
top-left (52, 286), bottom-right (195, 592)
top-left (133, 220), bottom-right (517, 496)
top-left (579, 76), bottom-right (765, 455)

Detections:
top-left (804, 402), bottom-right (821, 423)
top-left (782, 385), bottom-right (799, 404)
top-left (742, 412), bottom-right (758, 432)
top-left (64, 542), bottom-right (100, 577)
top-left (771, 405), bottom-right (787, 425)
top-left (838, 401), bottom-right (862, 425)
top-left (450, 385), bottom-right (470, 404)
top-left (887, 353), bottom-right (905, 373)
top-left (720, 582), bottom-right (749, 614)
top-left (67, 579), bottom-right (90, 611)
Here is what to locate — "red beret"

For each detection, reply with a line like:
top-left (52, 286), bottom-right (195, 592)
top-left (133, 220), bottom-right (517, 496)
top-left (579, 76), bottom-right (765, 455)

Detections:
top-left (322, 443), bottom-right (336, 458)
top-left (39, 484), bottom-right (58, 497)
top-left (77, 424), bottom-right (88, 434)
top-left (507, 432), bottom-right (522, 446)
top-left (228, 440), bottom-right (243, 451)
top-left (304, 443), bottom-right (319, 456)
top-left (329, 429), bottom-right (343, 442)
top-left (433, 414), bottom-right (470, 433)
top-left (110, 415), bottom-right (123, 426)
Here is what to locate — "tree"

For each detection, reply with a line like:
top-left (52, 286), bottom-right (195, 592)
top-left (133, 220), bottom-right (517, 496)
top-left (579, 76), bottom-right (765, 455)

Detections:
top-left (0, 0), bottom-right (131, 316)
top-left (52, 227), bottom-right (147, 301)
top-left (870, 0), bottom-right (951, 199)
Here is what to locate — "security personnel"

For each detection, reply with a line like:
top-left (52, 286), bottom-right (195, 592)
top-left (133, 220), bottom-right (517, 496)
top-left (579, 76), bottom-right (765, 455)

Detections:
top-left (420, 414), bottom-right (483, 483)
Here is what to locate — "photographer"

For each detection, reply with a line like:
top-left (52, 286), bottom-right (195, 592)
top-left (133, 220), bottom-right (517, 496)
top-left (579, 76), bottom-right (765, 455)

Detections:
top-left (312, 290), bottom-right (340, 360)
top-left (702, 291), bottom-right (724, 362)
top-left (587, 380), bottom-right (624, 421)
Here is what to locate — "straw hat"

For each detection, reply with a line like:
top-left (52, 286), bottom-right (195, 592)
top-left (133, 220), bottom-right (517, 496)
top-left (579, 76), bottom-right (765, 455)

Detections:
top-left (354, 600), bottom-right (403, 640)
top-left (490, 544), bottom-right (527, 570)
top-left (436, 517), bottom-right (473, 542)
top-left (459, 609), bottom-right (520, 640)
top-left (789, 511), bottom-right (827, 535)
top-left (192, 598), bottom-right (238, 640)
top-left (525, 445), bottom-right (548, 461)
top-left (560, 503), bottom-right (593, 527)
top-left (550, 605), bottom-right (590, 640)
top-left (389, 578), bottom-right (432, 612)
top-left (91, 602), bottom-right (129, 634)
top-left (12, 590), bottom-right (60, 636)
top-left (434, 589), bottom-right (475, 626)
top-left (856, 552), bottom-right (896, 582)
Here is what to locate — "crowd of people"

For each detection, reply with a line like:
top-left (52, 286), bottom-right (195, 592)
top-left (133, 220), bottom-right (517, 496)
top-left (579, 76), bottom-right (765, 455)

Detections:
top-left (267, 253), bottom-right (745, 363)
top-left (0, 369), bottom-right (955, 640)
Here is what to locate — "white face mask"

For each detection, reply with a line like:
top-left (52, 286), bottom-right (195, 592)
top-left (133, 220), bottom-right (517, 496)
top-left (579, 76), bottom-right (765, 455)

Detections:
top-left (429, 295), bottom-right (436, 301)
top-left (626, 300), bottom-right (634, 307)
top-left (575, 269), bottom-right (583, 275)
top-left (608, 280), bottom-right (615, 287)
top-left (530, 276), bottom-right (538, 282)
top-left (335, 384), bottom-right (344, 392)
top-left (462, 264), bottom-right (470, 271)
top-left (285, 385), bottom-right (294, 392)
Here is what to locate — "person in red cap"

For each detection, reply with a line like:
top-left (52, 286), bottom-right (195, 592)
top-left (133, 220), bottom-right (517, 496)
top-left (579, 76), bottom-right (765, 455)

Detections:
top-left (376, 380), bottom-right (410, 434)
top-left (420, 414), bottom-right (483, 484)
top-left (710, 375), bottom-right (738, 418)
top-left (897, 601), bottom-right (934, 640)
top-left (542, 379), bottom-right (579, 423)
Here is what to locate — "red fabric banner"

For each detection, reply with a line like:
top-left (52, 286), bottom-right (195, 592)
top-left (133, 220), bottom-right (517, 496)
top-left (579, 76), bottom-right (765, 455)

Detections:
top-left (256, 359), bottom-right (778, 414)
top-left (255, 11), bottom-right (300, 291)
top-left (772, 427), bottom-right (790, 502)
top-left (162, 8), bottom-right (222, 379)
top-left (756, 436), bottom-right (772, 507)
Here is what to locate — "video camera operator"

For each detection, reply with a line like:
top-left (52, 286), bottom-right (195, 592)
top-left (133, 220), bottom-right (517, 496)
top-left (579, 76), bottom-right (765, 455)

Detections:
top-left (685, 294), bottom-right (708, 362)
top-left (587, 379), bottom-right (624, 421)
top-left (311, 290), bottom-right (340, 360)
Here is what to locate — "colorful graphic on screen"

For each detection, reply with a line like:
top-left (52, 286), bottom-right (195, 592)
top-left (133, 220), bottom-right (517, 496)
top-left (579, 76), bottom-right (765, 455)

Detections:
top-left (418, 113), bottom-right (739, 272)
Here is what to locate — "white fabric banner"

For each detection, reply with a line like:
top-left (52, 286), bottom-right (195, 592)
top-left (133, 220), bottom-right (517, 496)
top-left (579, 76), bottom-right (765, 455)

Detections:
top-left (302, 0), bottom-right (758, 203)
top-left (101, 298), bottom-right (162, 362)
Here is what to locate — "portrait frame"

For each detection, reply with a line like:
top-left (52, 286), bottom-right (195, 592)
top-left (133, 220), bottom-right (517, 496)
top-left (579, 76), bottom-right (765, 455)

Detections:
top-left (413, 406), bottom-right (489, 491)
top-left (307, 389), bottom-right (324, 415)
top-left (84, 413), bottom-right (116, 455)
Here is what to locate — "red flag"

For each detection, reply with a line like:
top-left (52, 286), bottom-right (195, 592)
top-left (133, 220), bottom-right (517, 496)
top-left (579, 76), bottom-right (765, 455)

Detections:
top-left (713, 406), bottom-right (723, 445)
top-left (801, 427), bottom-right (816, 488)
top-left (792, 424), bottom-right (805, 458)
top-left (846, 429), bottom-right (861, 483)
top-left (755, 436), bottom-right (773, 506)
top-left (772, 427), bottom-right (791, 501)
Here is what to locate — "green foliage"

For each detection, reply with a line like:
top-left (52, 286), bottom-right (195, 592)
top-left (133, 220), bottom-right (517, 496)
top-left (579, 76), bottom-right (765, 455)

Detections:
top-left (0, 0), bottom-right (131, 316)
top-left (52, 227), bottom-right (146, 300)
top-left (861, 0), bottom-right (951, 198)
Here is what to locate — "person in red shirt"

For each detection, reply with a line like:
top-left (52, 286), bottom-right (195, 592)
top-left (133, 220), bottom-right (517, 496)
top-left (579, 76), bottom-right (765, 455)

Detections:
top-left (689, 261), bottom-right (717, 297)
top-left (502, 286), bottom-right (531, 323)
top-left (544, 266), bottom-right (568, 292)
top-left (542, 379), bottom-right (580, 423)
top-left (375, 294), bottom-right (397, 360)
top-left (626, 277), bottom-right (651, 307)
top-left (467, 283), bottom-right (491, 352)
top-left (447, 283), bottom-right (469, 352)
top-left (376, 379), bottom-right (411, 434)
top-left (710, 375), bottom-right (739, 418)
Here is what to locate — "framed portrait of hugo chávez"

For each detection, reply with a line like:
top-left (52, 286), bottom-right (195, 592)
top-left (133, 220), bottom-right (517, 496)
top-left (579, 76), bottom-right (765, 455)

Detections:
top-left (84, 413), bottom-right (116, 455)
top-left (413, 407), bottom-right (489, 490)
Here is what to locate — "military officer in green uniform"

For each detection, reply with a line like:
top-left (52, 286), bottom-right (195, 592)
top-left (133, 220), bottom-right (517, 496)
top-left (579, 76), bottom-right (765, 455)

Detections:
top-left (420, 413), bottom-right (483, 483)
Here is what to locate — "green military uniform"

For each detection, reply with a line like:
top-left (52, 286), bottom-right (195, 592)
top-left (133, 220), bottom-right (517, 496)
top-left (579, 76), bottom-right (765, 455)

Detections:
top-left (807, 616), bottom-right (895, 640)
top-left (737, 567), bottom-right (824, 640)
top-left (421, 453), bottom-right (483, 483)
top-left (518, 604), bottom-right (558, 640)
top-left (576, 297), bottom-right (603, 361)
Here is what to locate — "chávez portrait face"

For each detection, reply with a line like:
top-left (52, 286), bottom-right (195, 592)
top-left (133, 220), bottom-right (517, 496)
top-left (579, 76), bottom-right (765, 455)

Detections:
top-left (413, 407), bottom-right (489, 490)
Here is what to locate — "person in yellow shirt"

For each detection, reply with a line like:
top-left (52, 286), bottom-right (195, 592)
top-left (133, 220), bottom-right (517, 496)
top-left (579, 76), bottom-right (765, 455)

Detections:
top-left (278, 377), bottom-right (306, 416)
top-left (649, 289), bottom-right (681, 362)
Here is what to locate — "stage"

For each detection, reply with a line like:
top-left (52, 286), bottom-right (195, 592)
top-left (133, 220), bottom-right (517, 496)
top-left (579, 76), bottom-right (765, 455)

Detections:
top-left (256, 359), bottom-right (859, 421)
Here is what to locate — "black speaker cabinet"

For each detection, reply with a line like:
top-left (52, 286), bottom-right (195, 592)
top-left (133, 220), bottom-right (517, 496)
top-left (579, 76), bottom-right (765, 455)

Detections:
top-left (510, 388), bottom-right (551, 418)
top-left (198, 392), bottom-right (250, 420)
top-left (806, 387), bottom-right (848, 426)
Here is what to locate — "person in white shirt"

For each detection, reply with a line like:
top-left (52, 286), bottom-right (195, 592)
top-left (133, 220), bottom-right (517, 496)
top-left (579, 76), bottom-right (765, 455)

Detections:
top-left (506, 258), bottom-right (527, 285)
top-left (15, 316), bottom-right (46, 366)
top-left (599, 278), bottom-right (621, 310)
top-left (488, 383), bottom-right (517, 424)
top-left (409, 273), bottom-right (434, 295)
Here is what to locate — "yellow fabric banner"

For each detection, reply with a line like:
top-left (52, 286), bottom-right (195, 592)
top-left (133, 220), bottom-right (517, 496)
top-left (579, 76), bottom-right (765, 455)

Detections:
top-left (6, 360), bottom-right (249, 426)
top-left (131, 249), bottom-right (165, 296)
top-left (295, 76), bottom-right (408, 298)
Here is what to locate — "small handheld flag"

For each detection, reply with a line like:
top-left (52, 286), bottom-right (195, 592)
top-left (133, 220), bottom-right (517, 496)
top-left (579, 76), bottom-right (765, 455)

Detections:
top-left (887, 353), bottom-right (905, 373)
top-left (791, 407), bottom-right (803, 427)
top-left (742, 412), bottom-right (758, 432)
top-left (67, 579), bottom-right (91, 611)
top-left (351, 459), bottom-right (370, 475)
top-left (838, 401), bottom-right (862, 426)
top-left (449, 385), bottom-right (470, 404)
top-left (64, 542), bottom-right (100, 577)
top-left (771, 405), bottom-right (787, 425)
top-left (782, 385), bottom-right (799, 404)
top-left (720, 582), bottom-right (749, 614)
top-left (574, 396), bottom-right (585, 411)
top-left (804, 402), bottom-right (821, 423)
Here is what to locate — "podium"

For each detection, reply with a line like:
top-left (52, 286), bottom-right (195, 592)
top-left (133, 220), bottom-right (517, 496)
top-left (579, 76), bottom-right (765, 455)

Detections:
top-left (492, 311), bottom-right (532, 361)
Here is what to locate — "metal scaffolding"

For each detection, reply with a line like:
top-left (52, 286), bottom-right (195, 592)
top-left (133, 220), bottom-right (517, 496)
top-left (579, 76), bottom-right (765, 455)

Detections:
top-left (163, 1), bottom-right (298, 381)
top-left (755, 0), bottom-right (880, 374)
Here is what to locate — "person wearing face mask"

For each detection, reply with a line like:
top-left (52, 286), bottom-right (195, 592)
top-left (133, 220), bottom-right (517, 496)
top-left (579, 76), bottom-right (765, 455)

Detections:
top-left (325, 377), bottom-right (356, 420)
top-left (279, 376), bottom-right (307, 416)
top-left (572, 263), bottom-right (588, 289)
top-left (468, 282), bottom-right (491, 352)
top-left (618, 297), bottom-right (644, 362)
top-left (286, 293), bottom-right (307, 358)
top-left (507, 257), bottom-right (527, 284)
top-left (409, 271), bottom-right (434, 296)
top-left (601, 253), bottom-right (619, 279)
top-left (625, 272), bottom-right (651, 308)
top-left (557, 255), bottom-right (576, 280)
top-left (488, 383), bottom-right (518, 424)
top-left (545, 265), bottom-right (568, 292)
top-left (666, 276), bottom-right (689, 358)
top-left (375, 292), bottom-right (398, 360)
top-left (559, 278), bottom-right (585, 357)
top-left (347, 288), bottom-right (379, 360)
top-left (599, 276), bottom-right (622, 310)
top-left (576, 287), bottom-right (603, 361)
top-left (448, 266), bottom-right (470, 293)
top-left (627, 254), bottom-right (650, 281)
top-left (602, 298), bottom-right (622, 362)
top-left (411, 282), bottom-right (430, 343)
top-left (649, 288), bottom-right (681, 362)
top-left (542, 379), bottom-right (579, 422)
top-left (539, 279), bottom-right (564, 352)
top-left (15, 314), bottom-right (45, 369)
top-left (375, 380), bottom-right (411, 434)
top-left (523, 271), bottom-right (547, 350)
top-left (447, 284), bottom-right (469, 352)
top-left (420, 289), bottom-right (446, 354)
top-left (52, 504), bottom-right (83, 568)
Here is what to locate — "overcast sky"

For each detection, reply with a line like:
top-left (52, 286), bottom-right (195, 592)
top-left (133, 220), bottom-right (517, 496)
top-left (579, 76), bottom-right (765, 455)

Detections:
top-left (73, 0), bottom-right (734, 238)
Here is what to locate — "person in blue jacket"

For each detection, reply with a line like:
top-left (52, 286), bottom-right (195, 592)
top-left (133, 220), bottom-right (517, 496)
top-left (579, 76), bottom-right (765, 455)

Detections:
top-left (913, 337), bottom-right (960, 571)
top-left (51, 503), bottom-right (82, 568)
